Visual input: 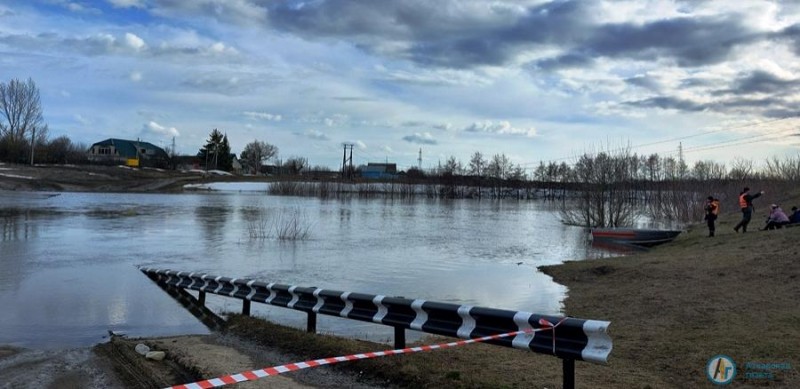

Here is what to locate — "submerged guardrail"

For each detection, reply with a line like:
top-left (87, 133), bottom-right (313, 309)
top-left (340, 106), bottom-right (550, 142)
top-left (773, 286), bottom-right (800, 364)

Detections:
top-left (140, 267), bottom-right (612, 388)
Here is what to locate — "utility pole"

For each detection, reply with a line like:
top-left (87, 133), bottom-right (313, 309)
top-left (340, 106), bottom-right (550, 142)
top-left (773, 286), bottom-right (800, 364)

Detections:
top-left (29, 126), bottom-right (36, 166)
top-left (418, 148), bottom-right (422, 170)
top-left (341, 143), bottom-right (354, 179)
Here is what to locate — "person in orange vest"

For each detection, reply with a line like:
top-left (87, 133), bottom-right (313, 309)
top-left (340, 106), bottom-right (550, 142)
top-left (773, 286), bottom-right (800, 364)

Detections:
top-left (733, 187), bottom-right (764, 233)
top-left (704, 196), bottom-right (720, 237)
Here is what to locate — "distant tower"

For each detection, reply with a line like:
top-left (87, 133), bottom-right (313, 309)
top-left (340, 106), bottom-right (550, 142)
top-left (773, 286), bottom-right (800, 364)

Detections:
top-left (341, 143), bottom-right (354, 179)
top-left (418, 148), bottom-right (422, 169)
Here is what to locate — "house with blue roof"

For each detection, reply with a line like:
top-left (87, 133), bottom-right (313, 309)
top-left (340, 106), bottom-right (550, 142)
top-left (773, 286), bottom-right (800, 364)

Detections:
top-left (87, 138), bottom-right (170, 168)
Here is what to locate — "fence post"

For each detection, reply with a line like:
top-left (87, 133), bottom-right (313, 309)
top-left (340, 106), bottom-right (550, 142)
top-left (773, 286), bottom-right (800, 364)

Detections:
top-left (394, 326), bottom-right (406, 349)
top-left (198, 291), bottom-right (206, 305)
top-left (242, 300), bottom-right (251, 316)
top-left (563, 358), bottom-right (575, 389)
top-left (307, 312), bottom-right (317, 333)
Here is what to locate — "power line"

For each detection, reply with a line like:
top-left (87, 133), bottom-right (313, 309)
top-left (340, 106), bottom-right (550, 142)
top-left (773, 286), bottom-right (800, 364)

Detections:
top-left (519, 116), bottom-right (797, 167)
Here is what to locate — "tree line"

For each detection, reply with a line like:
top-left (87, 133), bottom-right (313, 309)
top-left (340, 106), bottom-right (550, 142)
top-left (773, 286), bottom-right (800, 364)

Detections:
top-left (0, 78), bottom-right (87, 164)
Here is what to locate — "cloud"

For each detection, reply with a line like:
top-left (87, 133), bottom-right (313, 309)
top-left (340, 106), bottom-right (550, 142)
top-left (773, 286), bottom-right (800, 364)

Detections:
top-left (129, 71), bottom-right (143, 82)
top-left (381, 146), bottom-right (393, 153)
top-left (142, 121), bottom-right (180, 137)
top-left (624, 75), bottom-right (661, 92)
top-left (304, 129), bottom-right (330, 141)
top-left (73, 114), bottom-right (90, 125)
top-left (730, 70), bottom-right (799, 94)
top-left (0, 31), bottom-right (239, 60)
top-left (624, 96), bottom-right (707, 112)
top-left (463, 121), bottom-right (536, 137)
top-left (533, 53), bottom-right (594, 71)
top-left (243, 111), bottom-right (282, 121)
top-left (108, 0), bottom-right (145, 8)
top-left (324, 114), bottom-right (349, 127)
top-left (402, 132), bottom-right (437, 145)
top-left (433, 123), bottom-right (452, 131)
top-left (182, 74), bottom-right (260, 95)
top-left (355, 140), bottom-right (367, 150)
top-left (124, 32), bottom-right (147, 51)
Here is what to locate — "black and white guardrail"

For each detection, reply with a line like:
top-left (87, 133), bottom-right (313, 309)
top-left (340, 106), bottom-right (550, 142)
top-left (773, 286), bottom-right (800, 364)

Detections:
top-left (140, 267), bottom-right (612, 364)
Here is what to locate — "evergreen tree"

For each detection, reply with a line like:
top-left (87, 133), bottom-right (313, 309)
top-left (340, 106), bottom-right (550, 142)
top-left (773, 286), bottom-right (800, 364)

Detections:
top-left (198, 128), bottom-right (233, 171)
top-left (218, 133), bottom-right (232, 171)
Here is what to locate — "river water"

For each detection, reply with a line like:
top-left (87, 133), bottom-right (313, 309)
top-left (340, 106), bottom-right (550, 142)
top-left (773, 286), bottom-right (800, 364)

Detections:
top-left (0, 188), bottom-right (613, 349)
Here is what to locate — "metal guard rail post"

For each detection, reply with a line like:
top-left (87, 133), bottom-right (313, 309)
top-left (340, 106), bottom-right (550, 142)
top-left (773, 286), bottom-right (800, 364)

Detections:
top-left (140, 267), bottom-right (612, 388)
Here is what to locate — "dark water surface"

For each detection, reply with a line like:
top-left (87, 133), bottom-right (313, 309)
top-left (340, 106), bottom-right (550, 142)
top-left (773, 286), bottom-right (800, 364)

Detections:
top-left (0, 191), bottom-right (612, 349)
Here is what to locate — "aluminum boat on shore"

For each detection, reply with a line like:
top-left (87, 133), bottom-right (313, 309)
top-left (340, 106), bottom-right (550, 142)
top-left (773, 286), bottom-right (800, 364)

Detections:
top-left (590, 228), bottom-right (682, 248)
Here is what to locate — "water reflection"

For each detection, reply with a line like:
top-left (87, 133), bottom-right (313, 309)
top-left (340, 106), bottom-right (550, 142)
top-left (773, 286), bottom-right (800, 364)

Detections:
top-left (1, 208), bottom-right (40, 241)
top-left (194, 196), bottom-right (232, 248)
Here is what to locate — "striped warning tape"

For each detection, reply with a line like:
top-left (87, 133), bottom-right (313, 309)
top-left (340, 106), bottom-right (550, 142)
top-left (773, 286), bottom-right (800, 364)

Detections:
top-left (165, 318), bottom-right (567, 389)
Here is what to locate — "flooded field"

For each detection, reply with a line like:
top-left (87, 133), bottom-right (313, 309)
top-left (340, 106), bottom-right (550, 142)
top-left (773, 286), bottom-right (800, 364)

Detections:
top-left (0, 190), bottom-right (613, 349)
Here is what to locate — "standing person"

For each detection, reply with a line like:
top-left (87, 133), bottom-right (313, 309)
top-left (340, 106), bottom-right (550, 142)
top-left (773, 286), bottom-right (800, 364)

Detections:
top-left (763, 204), bottom-right (790, 230)
top-left (733, 187), bottom-right (764, 233)
top-left (704, 196), bottom-right (720, 237)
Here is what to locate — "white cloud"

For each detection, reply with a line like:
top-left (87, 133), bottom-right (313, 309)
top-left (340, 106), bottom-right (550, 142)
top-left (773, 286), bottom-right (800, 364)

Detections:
top-left (124, 32), bottom-right (146, 51)
top-left (402, 132), bottom-right (438, 145)
top-left (305, 129), bottom-right (330, 141)
top-left (243, 111), bottom-right (282, 121)
top-left (129, 71), bottom-right (142, 82)
top-left (381, 146), bottom-right (393, 153)
top-left (354, 140), bottom-right (367, 149)
top-left (208, 42), bottom-right (238, 55)
top-left (142, 121), bottom-right (180, 137)
top-left (463, 121), bottom-right (536, 137)
top-left (433, 123), bottom-right (453, 131)
top-left (321, 114), bottom-right (349, 127)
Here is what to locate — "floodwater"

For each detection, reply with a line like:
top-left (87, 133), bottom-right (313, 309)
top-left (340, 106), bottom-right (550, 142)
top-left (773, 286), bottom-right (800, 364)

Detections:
top-left (0, 189), bottom-right (613, 349)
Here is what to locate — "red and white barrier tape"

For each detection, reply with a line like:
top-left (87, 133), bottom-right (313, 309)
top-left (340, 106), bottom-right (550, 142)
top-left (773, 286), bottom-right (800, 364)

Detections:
top-left (165, 318), bottom-right (567, 389)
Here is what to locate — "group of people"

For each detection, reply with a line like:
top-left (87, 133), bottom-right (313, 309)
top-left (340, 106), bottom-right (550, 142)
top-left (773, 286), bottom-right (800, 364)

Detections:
top-left (703, 186), bottom-right (800, 237)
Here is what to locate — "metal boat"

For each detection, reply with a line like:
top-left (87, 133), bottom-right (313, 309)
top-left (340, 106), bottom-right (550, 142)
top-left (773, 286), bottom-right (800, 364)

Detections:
top-left (590, 228), bottom-right (681, 248)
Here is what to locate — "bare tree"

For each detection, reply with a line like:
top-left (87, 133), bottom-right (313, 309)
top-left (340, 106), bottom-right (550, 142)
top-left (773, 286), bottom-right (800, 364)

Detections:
top-left (487, 153), bottom-right (511, 179)
top-left (468, 151), bottom-right (485, 176)
top-left (728, 157), bottom-right (754, 182)
top-left (443, 155), bottom-right (462, 175)
top-left (0, 78), bottom-right (48, 163)
top-left (240, 140), bottom-right (278, 174)
top-left (283, 156), bottom-right (308, 175)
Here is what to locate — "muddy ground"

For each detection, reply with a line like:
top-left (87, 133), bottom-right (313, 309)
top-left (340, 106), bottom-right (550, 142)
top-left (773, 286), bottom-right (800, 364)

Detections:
top-left (0, 163), bottom-right (239, 192)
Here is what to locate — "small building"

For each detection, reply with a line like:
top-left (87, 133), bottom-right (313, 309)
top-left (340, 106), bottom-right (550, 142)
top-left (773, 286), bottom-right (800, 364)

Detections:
top-left (231, 154), bottom-right (243, 175)
top-left (87, 138), bottom-right (170, 168)
top-left (361, 163), bottom-right (397, 179)
top-left (174, 155), bottom-right (202, 171)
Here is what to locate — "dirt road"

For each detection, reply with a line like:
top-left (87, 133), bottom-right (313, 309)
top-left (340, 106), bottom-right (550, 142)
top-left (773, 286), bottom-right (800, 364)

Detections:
top-left (0, 163), bottom-right (208, 193)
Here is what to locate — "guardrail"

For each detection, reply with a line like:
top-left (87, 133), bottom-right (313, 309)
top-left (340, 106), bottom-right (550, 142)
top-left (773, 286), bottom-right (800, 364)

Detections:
top-left (140, 267), bottom-right (612, 388)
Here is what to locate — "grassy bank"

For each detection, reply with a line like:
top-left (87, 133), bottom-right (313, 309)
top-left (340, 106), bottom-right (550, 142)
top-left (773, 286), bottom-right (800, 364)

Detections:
top-left (540, 211), bottom-right (800, 387)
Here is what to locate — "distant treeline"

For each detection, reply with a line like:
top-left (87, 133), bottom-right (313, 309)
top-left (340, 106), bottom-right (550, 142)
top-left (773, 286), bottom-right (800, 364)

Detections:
top-left (269, 149), bottom-right (800, 228)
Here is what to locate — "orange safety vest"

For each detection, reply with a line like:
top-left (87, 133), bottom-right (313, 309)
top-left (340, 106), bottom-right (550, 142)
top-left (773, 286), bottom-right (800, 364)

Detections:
top-left (712, 200), bottom-right (720, 215)
top-left (738, 193), bottom-right (748, 208)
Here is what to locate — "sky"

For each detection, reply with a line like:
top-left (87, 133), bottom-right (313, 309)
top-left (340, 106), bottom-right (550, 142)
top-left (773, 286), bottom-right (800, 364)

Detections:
top-left (2, 0), bottom-right (800, 172)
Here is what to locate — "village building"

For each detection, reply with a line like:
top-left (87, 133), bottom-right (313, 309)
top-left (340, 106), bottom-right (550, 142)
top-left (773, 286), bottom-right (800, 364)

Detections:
top-left (87, 138), bottom-right (170, 168)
